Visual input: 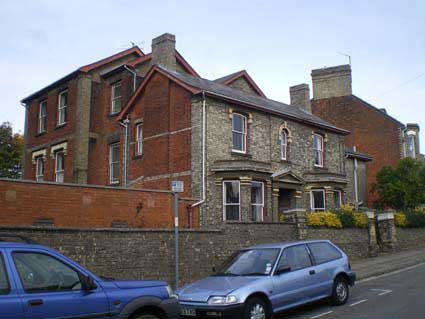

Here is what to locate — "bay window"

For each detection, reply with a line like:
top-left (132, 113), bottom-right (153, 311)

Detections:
top-left (310, 189), bottom-right (325, 211)
top-left (35, 157), bottom-right (44, 182)
top-left (251, 181), bottom-right (264, 222)
top-left (223, 181), bottom-right (240, 221)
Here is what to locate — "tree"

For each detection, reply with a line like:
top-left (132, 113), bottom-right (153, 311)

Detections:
top-left (372, 157), bottom-right (425, 210)
top-left (0, 122), bottom-right (23, 179)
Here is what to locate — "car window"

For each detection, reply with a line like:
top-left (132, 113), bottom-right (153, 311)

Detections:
top-left (308, 242), bottom-right (342, 264)
top-left (0, 253), bottom-right (10, 295)
top-left (13, 252), bottom-right (82, 293)
top-left (277, 245), bottom-right (312, 271)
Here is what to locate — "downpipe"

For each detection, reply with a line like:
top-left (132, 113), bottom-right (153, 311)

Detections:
top-left (192, 91), bottom-right (206, 208)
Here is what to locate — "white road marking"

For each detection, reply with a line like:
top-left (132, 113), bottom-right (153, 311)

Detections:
top-left (370, 288), bottom-right (393, 296)
top-left (311, 311), bottom-right (333, 318)
top-left (349, 299), bottom-right (367, 307)
top-left (357, 261), bottom-right (425, 284)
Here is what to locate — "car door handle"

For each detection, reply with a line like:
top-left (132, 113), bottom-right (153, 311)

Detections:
top-left (309, 270), bottom-right (316, 275)
top-left (28, 299), bottom-right (44, 306)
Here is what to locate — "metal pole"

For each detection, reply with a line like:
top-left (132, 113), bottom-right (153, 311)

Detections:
top-left (173, 192), bottom-right (179, 288)
top-left (353, 146), bottom-right (359, 210)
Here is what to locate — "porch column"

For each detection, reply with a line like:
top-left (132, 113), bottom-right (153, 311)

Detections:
top-left (265, 180), bottom-right (273, 222)
top-left (294, 190), bottom-right (304, 209)
top-left (272, 187), bottom-right (279, 222)
top-left (240, 176), bottom-right (252, 222)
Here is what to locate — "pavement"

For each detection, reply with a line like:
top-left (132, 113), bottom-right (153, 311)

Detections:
top-left (276, 248), bottom-right (425, 319)
top-left (351, 247), bottom-right (425, 281)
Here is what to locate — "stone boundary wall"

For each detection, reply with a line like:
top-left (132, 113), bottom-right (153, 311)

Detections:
top-left (0, 179), bottom-right (199, 229)
top-left (396, 227), bottom-right (425, 251)
top-left (0, 222), bottom-right (375, 287)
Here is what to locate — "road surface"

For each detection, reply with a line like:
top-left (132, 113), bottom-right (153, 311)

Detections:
top-left (276, 262), bottom-right (425, 318)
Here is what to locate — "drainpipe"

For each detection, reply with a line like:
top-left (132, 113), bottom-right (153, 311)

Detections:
top-left (124, 65), bottom-right (137, 92)
top-left (353, 146), bottom-right (359, 210)
top-left (192, 91), bottom-right (206, 208)
top-left (119, 116), bottom-right (130, 187)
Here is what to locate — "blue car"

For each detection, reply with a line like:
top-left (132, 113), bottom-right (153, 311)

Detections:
top-left (0, 234), bottom-right (179, 319)
top-left (176, 240), bottom-right (355, 319)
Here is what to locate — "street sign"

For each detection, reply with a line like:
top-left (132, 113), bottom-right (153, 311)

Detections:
top-left (171, 180), bottom-right (184, 193)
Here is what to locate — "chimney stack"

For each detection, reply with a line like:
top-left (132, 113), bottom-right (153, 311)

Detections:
top-left (151, 33), bottom-right (177, 71)
top-left (311, 64), bottom-right (352, 100)
top-left (289, 83), bottom-right (311, 113)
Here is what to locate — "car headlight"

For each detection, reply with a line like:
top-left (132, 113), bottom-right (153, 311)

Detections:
top-left (207, 295), bottom-right (238, 305)
top-left (166, 285), bottom-right (177, 298)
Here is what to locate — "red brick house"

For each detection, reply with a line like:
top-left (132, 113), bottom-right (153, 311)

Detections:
top-left (308, 65), bottom-right (422, 207)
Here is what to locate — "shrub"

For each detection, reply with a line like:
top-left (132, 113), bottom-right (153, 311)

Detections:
top-left (404, 209), bottom-right (425, 228)
top-left (333, 205), bottom-right (368, 228)
top-left (306, 211), bottom-right (342, 228)
top-left (394, 212), bottom-right (408, 227)
top-left (336, 210), bottom-right (355, 228)
top-left (353, 212), bottom-right (368, 228)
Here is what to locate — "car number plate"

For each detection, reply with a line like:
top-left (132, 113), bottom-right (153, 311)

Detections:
top-left (181, 308), bottom-right (197, 317)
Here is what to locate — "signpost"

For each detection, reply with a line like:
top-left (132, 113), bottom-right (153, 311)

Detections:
top-left (171, 181), bottom-right (184, 288)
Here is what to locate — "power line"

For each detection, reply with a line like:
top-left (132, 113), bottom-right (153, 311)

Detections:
top-left (373, 71), bottom-right (425, 99)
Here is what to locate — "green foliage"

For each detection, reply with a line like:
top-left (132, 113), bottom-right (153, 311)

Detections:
top-left (404, 210), bottom-right (425, 228)
top-left (336, 210), bottom-right (355, 228)
top-left (372, 158), bottom-right (425, 210)
top-left (0, 122), bottom-right (23, 179)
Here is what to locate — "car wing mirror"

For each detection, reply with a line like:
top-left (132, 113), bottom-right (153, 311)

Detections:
top-left (81, 275), bottom-right (97, 291)
top-left (275, 265), bottom-right (291, 275)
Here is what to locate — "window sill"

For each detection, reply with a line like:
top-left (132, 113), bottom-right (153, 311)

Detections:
top-left (280, 159), bottom-right (291, 164)
top-left (109, 181), bottom-right (120, 186)
top-left (133, 154), bottom-right (143, 160)
top-left (231, 151), bottom-right (252, 159)
top-left (108, 112), bottom-right (121, 118)
top-left (55, 123), bottom-right (67, 130)
top-left (313, 166), bottom-right (328, 171)
top-left (35, 131), bottom-right (46, 137)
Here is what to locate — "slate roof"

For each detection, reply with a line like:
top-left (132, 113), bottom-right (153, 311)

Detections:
top-left (158, 65), bottom-right (350, 135)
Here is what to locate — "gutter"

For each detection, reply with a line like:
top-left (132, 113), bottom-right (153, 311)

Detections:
top-left (192, 91), bottom-right (206, 208)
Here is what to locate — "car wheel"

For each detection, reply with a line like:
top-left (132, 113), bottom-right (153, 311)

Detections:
top-left (244, 297), bottom-right (269, 319)
top-left (331, 276), bottom-right (349, 305)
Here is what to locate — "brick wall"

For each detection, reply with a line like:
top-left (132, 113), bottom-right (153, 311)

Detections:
top-left (0, 179), bottom-right (198, 229)
top-left (312, 96), bottom-right (403, 206)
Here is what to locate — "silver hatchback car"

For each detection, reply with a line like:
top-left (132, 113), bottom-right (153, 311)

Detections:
top-left (176, 240), bottom-right (355, 319)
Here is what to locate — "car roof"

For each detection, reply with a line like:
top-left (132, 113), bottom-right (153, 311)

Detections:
top-left (244, 240), bottom-right (331, 250)
top-left (0, 242), bottom-right (48, 250)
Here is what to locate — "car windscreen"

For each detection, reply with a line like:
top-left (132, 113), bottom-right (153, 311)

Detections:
top-left (215, 248), bottom-right (280, 276)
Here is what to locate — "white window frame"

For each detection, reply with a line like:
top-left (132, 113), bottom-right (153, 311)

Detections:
top-left (38, 100), bottom-right (47, 134)
top-left (54, 151), bottom-right (64, 183)
top-left (251, 181), bottom-right (264, 222)
top-left (222, 180), bottom-right (241, 221)
top-left (313, 133), bottom-right (324, 167)
top-left (310, 189), bottom-right (326, 211)
top-left (109, 143), bottom-right (120, 184)
top-left (407, 134), bottom-right (416, 158)
top-left (135, 123), bottom-right (143, 156)
top-left (280, 129), bottom-right (288, 160)
top-left (231, 113), bottom-right (247, 153)
top-left (57, 90), bottom-right (67, 126)
top-left (35, 157), bottom-right (44, 182)
top-left (111, 81), bottom-right (122, 114)
top-left (334, 190), bottom-right (342, 209)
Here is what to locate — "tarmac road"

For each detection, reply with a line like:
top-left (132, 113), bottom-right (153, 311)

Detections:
top-left (276, 262), bottom-right (425, 319)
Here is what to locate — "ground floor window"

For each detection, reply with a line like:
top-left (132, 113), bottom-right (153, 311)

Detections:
top-left (54, 151), bottom-right (64, 183)
top-left (251, 181), bottom-right (264, 222)
top-left (35, 157), bottom-right (44, 182)
top-left (310, 189), bottom-right (325, 211)
top-left (109, 143), bottom-right (120, 184)
top-left (223, 181), bottom-right (240, 221)
top-left (334, 190), bottom-right (342, 209)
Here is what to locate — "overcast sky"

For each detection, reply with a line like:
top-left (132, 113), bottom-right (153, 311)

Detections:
top-left (1, 0), bottom-right (424, 151)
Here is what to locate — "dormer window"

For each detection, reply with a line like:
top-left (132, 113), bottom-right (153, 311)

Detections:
top-left (313, 133), bottom-right (324, 167)
top-left (57, 90), bottom-right (67, 126)
top-left (111, 81), bottom-right (122, 114)
top-left (232, 113), bottom-right (247, 153)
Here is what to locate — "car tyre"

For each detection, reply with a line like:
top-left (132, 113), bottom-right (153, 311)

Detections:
top-left (331, 276), bottom-right (349, 305)
top-left (244, 297), bottom-right (269, 319)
